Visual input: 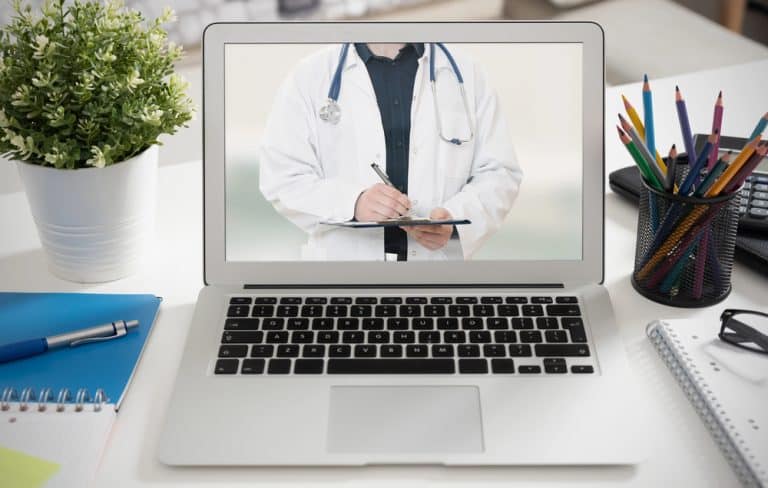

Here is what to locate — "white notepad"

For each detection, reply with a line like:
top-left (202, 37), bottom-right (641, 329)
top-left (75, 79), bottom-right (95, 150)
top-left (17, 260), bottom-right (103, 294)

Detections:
top-left (647, 319), bottom-right (768, 487)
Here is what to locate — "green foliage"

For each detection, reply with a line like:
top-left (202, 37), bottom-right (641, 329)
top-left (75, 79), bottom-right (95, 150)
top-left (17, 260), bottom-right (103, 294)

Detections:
top-left (0, 0), bottom-right (194, 168)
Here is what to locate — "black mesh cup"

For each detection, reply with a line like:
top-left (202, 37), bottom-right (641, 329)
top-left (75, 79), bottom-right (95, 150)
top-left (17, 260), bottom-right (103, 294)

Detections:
top-left (631, 154), bottom-right (740, 307)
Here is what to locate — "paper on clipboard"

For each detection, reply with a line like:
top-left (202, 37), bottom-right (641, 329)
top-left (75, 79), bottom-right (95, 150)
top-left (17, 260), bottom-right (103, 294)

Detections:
top-left (321, 217), bottom-right (471, 229)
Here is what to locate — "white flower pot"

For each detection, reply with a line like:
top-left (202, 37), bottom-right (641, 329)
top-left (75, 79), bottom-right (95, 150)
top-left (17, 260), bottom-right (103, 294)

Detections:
top-left (16, 146), bottom-right (158, 283)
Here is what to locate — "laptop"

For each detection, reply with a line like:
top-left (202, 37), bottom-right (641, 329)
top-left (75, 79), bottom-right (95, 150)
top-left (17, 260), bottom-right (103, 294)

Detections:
top-left (158, 21), bottom-right (646, 465)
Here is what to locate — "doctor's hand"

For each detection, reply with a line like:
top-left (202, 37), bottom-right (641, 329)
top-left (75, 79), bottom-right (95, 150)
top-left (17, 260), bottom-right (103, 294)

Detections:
top-left (354, 184), bottom-right (411, 222)
top-left (403, 208), bottom-right (454, 251)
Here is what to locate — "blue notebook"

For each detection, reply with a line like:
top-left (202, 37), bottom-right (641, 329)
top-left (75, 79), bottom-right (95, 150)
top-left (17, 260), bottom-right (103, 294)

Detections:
top-left (0, 292), bottom-right (161, 408)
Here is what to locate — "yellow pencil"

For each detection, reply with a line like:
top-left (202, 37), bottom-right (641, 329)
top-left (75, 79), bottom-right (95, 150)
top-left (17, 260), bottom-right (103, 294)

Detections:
top-left (622, 94), bottom-right (668, 174)
top-left (705, 135), bottom-right (762, 197)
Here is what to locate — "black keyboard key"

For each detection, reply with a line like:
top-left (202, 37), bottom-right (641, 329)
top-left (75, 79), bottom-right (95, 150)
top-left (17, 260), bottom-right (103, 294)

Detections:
top-left (306, 297), bottom-right (327, 304)
top-left (487, 318), bottom-right (508, 330)
top-left (480, 296), bottom-right (503, 304)
top-left (355, 345), bottom-right (377, 357)
top-left (424, 305), bottom-right (445, 317)
top-left (520, 330), bottom-right (543, 343)
top-left (458, 344), bottom-right (480, 357)
top-left (381, 297), bottom-right (402, 304)
top-left (280, 297), bottom-right (302, 304)
top-left (459, 359), bottom-right (488, 374)
top-left (222, 331), bottom-right (264, 344)
top-left (291, 331), bottom-right (314, 343)
top-left (266, 331), bottom-right (289, 343)
top-left (287, 318), bottom-right (310, 330)
top-left (312, 318), bottom-right (334, 330)
top-left (277, 345), bottom-right (299, 357)
top-left (444, 331), bottom-right (467, 343)
top-left (338, 318), bottom-right (359, 330)
top-left (326, 305), bottom-right (348, 317)
top-left (511, 318), bottom-right (534, 329)
top-left (214, 359), bottom-right (238, 374)
top-left (491, 359), bottom-right (515, 373)
top-left (498, 305), bottom-right (519, 317)
top-left (230, 297), bottom-right (252, 305)
top-left (469, 331), bottom-right (491, 343)
top-left (393, 331), bottom-right (415, 343)
top-left (509, 344), bottom-right (533, 357)
top-left (448, 305), bottom-right (470, 317)
top-left (506, 296), bottom-right (528, 304)
top-left (343, 331), bottom-right (364, 343)
top-left (406, 345), bottom-right (429, 357)
top-left (355, 297), bottom-right (377, 304)
top-left (374, 306), bottom-right (396, 317)
top-left (536, 344), bottom-right (590, 357)
top-left (483, 344), bottom-right (506, 357)
top-left (546, 304), bottom-right (581, 316)
top-left (329, 345), bottom-right (351, 357)
top-left (438, 318), bottom-right (459, 330)
top-left (518, 365), bottom-right (541, 374)
top-left (267, 359), bottom-right (291, 374)
top-left (521, 305), bottom-right (544, 316)
top-left (562, 317), bottom-right (588, 343)
top-left (418, 331), bottom-right (440, 343)
top-left (317, 331), bottom-right (340, 343)
top-left (387, 318), bottom-right (409, 330)
top-left (251, 305), bottom-right (275, 317)
top-left (430, 296), bottom-right (452, 304)
top-left (571, 365), bottom-right (594, 374)
top-left (531, 296), bottom-right (553, 304)
top-left (545, 330), bottom-right (568, 343)
top-left (224, 318), bottom-right (260, 330)
top-left (473, 305), bottom-right (495, 317)
top-left (262, 318), bottom-right (284, 330)
top-left (456, 297), bottom-right (478, 304)
top-left (381, 345), bottom-right (403, 357)
top-left (363, 318), bottom-right (385, 330)
top-left (413, 318), bottom-right (434, 330)
top-left (461, 317), bottom-right (483, 330)
top-left (241, 359), bottom-right (265, 374)
top-left (227, 305), bottom-right (249, 317)
top-left (300, 306), bottom-right (323, 317)
top-left (330, 297), bottom-right (352, 304)
top-left (302, 345), bottom-right (325, 357)
top-left (556, 296), bottom-right (578, 304)
top-left (327, 359), bottom-right (455, 374)
top-left (294, 359), bottom-right (323, 374)
top-left (405, 297), bottom-right (428, 304)
top-left (351, 305), bottom-right (372, 317)
top-left (368, 331), bottom-right (390, 343)
top-left (543, 358), bottom-right (567, 374)
top-left (254, 297), bottom-right (277, 304)
top-left (400, 305), bottom-right (421, 317)
top-left (494, 331), bottom-right (517, 343)
top-left (218, 345), bottom-right (248, 358)
top-left (251, 345), bottom-right (274, 357)
top-left (536, 317), bottom-right (559, 330)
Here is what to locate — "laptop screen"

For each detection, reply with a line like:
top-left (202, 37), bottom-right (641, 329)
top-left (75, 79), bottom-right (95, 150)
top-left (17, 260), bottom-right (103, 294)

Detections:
top-left (224, 42), bottom-right (583, 263)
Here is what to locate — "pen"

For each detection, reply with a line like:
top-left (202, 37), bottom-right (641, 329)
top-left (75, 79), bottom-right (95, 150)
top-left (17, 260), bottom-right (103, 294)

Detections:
top-left (370, 162), bottom-right (394, 187)
top-left (0, 319), bottom-right (139, 364)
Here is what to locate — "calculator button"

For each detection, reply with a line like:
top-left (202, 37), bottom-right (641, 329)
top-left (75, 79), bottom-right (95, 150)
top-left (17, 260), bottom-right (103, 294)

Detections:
top-left (753, 192), bottom-right (768, 199)
top-left (739, 206), bottom-right (747, 214)
top-left (749, 208), bottom-right (768, 218)
top-left (756, 176), bottom-right (768, 184)
top-left (740, 189), bottom-right (750, 198)
top-left (751, 200), bottom-right (768, 208)
top-left (754, 182), bottom-right (768, 190)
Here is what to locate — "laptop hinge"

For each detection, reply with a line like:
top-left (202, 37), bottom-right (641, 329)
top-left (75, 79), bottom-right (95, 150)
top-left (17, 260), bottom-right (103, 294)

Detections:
top-left (243, 284), bottom-right (565, 289)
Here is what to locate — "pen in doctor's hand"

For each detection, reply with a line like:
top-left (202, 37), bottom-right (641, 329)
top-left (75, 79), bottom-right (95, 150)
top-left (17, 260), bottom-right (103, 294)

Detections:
top-left (371, 162), bottom-right (395, 187)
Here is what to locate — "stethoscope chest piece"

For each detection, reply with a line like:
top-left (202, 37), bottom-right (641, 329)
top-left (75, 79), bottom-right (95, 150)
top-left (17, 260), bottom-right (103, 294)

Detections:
top-left (319, 99), bottom-right (341, 125)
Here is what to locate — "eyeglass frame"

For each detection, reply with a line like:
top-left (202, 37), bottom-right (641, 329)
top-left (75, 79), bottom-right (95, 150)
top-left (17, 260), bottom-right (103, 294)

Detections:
top-left (718, 308), bottom-right (768, 355)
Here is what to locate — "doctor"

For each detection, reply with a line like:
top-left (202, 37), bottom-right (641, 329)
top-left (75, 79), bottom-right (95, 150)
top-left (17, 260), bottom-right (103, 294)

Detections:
top-left (260, 42), bottom-right (522, 261)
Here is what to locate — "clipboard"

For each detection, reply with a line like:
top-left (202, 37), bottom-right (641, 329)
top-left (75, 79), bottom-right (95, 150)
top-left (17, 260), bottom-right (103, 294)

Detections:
top-left (321, 218), bottom-right (471, 229)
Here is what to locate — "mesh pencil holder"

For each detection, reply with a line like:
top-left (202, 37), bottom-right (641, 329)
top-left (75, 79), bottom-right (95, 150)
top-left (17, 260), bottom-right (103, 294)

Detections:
top-left (631, 155), bottom-right (740, 307)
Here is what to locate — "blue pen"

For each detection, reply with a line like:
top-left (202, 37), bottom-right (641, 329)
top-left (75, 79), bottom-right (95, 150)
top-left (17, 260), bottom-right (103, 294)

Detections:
top-left (642, 74), bottom-right (656, 161)
top-left (679, 132), bottom-right (716, 195)
top-left (0, 320), bottom-right (138, 364)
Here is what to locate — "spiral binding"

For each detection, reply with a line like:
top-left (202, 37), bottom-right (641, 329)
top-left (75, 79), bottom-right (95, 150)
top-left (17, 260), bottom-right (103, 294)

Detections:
top-left (1, 387), bottom-right (107, 413)
top-left (648, 322), bottom-right (762, 488)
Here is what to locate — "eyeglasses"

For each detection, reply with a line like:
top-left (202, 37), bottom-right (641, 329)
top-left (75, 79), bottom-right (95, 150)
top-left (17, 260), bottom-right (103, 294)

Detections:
top-left (719, 309), bottom-right (768, 355)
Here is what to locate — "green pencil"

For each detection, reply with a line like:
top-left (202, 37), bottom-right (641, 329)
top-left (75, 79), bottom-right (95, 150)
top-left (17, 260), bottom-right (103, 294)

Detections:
top-left (618, 126), bottom-right (664, 190)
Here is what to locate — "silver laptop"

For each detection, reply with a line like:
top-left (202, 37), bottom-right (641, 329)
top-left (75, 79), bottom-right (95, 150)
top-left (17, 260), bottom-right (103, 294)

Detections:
top-left (158, 21), bottom-right (646, 465)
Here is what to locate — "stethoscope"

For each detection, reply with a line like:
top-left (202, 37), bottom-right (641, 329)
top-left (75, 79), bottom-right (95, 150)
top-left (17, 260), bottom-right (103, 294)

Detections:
top-left (318, 43), bottom-right (475, 146)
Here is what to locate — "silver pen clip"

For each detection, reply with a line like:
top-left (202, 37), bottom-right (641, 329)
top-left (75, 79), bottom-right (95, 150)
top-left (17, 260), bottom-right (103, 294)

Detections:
top-left (70, 320), bottom-right (128, 347)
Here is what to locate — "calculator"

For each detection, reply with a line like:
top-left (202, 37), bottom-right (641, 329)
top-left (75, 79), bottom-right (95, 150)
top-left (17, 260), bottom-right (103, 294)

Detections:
top-left (694, 134), bottom-right (768, 234)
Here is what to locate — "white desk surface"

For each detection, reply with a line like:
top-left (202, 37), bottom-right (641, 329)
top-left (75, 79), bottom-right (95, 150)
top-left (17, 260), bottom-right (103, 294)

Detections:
top-left (1, 59), bottom-right (766, 487)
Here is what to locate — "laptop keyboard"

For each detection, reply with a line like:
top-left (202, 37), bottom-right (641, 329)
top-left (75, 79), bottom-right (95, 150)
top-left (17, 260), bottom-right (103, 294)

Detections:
top-left (214, 295), bottom-right (595, 375)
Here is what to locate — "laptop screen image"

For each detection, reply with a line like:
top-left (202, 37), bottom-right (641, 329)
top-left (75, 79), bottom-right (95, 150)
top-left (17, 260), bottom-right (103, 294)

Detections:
top-left (224, 42), bottom-right (583, 262)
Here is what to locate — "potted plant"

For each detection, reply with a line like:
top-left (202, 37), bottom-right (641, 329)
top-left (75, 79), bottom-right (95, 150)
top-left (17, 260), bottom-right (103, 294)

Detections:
top-left (0, 0), bottom-right (194, 282)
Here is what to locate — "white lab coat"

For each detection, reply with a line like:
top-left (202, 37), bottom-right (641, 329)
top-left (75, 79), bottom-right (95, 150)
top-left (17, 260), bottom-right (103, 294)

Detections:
top-left (259, 44), bottom-right (523, 261)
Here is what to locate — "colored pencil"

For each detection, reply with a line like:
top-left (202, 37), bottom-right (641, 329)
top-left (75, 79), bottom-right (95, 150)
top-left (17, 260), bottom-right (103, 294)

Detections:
top-left (675, 86), bottom-right (696, 163)
top-left (659, 234), bottom-right (702, 293)
top-left (725, 143), bottom-right (768, 193)
top-left (705, 135), bottom-right (762, 197)
top-left (679, 132), bottom-right (717, 196)
top-left (617, 125), bottom-right (663, 190)
top-left (619, 114), bottom-right (665, 187)
top-left (691, 230), bottom-right (709, 299)
top-left (665, 144), bottom-right (677, 193)
top-left (642, 74), bottom-right (656, 166)
top-left (707, 91), bottom-right (723, 171)
top-left (749, 112), bottom-right (768, 140)
top-left (622, 94), bottom-right (669, 175)
top-left (695, 154), bottom-right (730, 197)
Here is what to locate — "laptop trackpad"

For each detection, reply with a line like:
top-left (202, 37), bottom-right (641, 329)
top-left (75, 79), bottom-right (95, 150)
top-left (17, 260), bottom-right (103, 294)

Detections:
top-left (326, 386), bottom-right (484, 453)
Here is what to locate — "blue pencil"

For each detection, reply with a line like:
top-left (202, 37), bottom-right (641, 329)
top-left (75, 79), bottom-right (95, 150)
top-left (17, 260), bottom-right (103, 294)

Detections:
top-left (679, 132), bottom-right (717, 195)
top-left (642, 74), bottom-right (656, 161)
top-left (749, 112), bottom-right (768, 140)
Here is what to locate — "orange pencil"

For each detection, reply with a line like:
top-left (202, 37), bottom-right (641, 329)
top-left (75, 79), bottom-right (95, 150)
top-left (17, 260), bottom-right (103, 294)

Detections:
top-left (705, 135), bottom-right (762, 197)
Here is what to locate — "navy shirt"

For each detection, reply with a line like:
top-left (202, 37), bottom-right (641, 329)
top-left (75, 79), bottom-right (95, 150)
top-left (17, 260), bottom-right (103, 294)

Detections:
top-left (355, 43), bottom-right (424, 261)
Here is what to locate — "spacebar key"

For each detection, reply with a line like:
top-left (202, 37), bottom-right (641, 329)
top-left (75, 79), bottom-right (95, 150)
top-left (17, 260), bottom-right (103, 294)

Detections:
top-left (327, 359), bottom-right (455, 374)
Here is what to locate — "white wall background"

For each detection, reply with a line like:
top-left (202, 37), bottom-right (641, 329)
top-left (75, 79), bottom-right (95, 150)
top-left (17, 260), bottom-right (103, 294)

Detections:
top-left (225, 42), bottom-right (583, 261)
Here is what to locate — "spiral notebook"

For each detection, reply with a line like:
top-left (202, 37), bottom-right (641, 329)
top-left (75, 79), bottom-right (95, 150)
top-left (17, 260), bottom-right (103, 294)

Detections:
top-left (0, 293), bottom-right (161, 488)
top-left (647, 319), bottom-right (768, 488)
